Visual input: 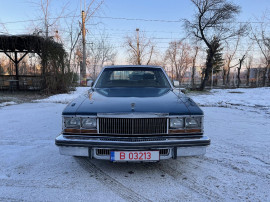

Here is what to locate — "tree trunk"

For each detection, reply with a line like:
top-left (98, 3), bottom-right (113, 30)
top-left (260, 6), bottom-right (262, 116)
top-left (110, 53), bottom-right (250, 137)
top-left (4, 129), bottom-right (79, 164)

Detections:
top-left (222, 68), bottom-right (226, 86)
top-left (201, 69), bottom-right (204, 86)
top-left (246, 68), bottom-right (250, 86)
top-left (191, 65), bottom-right (196, 88)
top-left (237, 67), bottom-right (241, 88)
top-left (200, 50), bottom-right (214, 91)
top-left (191, 47), bottom-right (198, 89)
top-left (265, 64), bottom-right (270, 86)
top-left (226, 67), bottom-right (231, 87)
top-left (256, 69), bottom-right (260, 87)
top-left (236, 55), bottom-right (245, 88)
top-left (262, 67), bottom-right (267, 87)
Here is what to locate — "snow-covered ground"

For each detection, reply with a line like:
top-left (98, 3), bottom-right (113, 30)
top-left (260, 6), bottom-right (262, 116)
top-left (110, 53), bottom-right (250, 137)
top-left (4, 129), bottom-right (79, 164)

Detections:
top-left (0, 101), bottom-right (17, 107)
top-left (0, 88), bottom-right (270, 201)
top-left (189, 87), bottom-right (270, 116)
top-left (35, 87), bottom-right (89, 104)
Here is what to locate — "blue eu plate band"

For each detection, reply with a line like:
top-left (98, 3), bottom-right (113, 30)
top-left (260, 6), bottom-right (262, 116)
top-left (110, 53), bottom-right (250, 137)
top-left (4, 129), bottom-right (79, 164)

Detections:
top-left (110, 151), bottom-right (115, 161)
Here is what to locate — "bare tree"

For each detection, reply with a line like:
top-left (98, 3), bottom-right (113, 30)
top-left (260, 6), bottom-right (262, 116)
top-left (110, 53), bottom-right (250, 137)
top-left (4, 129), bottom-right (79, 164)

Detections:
top-left (30, 0), bottom-right (68, 38)
top-left (87, 34), bottom-right (117, 79)
top-left (223, 36), bottom-right (240, 86)
top-left (0, 56), bottom-right (14, 75)
top-left (125, 29), bottom-right (155, 65)
top-left (191, 46), bottom-right (199, 88)
top-left (251, 18), bottom-right (270, 86)
top-left (236, 55), bottom-right (246, 88)
top-left (184, 0), bottom-right (246, 90)
top-left (31, 0), bottom-right (104, 77)
top-left (0, 61), bottom-right (5, 75)
top-left (245, 55), bottom-right (253, 86)
top-left (66, 18), bottom-right (81, 73)
top-left (29, 0), bottom-right (69, 81)
top-left (0, 21), bottom-right (9, 34)
top-left (165, 40), bottom-right (192, 83)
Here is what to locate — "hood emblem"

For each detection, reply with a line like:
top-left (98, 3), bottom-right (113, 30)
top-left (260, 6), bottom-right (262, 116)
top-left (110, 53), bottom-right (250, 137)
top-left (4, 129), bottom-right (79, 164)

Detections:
top-left (131, 103), bottom-right (135, 111)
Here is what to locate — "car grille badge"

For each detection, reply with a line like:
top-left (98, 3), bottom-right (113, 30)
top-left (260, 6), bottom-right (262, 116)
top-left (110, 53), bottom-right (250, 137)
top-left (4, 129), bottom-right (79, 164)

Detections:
top-left (131, 103), bottom-right (135, 112)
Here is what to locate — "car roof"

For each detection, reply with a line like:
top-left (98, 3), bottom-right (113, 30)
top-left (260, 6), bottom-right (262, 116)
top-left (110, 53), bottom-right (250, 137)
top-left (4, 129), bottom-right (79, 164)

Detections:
top-left (103, 65), bottom-right (163, 69)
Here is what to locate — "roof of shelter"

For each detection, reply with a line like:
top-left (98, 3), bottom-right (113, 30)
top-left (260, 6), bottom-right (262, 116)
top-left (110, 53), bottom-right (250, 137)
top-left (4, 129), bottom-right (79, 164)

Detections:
top-left (0, 34), bottom-right (63, 54)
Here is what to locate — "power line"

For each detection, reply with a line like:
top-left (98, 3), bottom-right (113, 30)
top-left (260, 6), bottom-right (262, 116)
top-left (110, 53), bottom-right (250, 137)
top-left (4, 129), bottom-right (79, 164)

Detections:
top-left (89, 27), bottom-right (184, 34)
top-left (1, 15), bottom-right (81, 24)
top-left (0, 15), bottom-right (266, 25)
top-left (91, 16), bottom-right (182, 23)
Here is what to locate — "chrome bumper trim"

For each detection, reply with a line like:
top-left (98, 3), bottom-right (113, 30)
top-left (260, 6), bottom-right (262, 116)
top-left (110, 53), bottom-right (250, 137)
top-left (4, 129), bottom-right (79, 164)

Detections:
top-left (56, 134), bottom-right (210, 160)
top-left (57, 146), bottom-right (207, 159)
top-left (59, 146), bottom-right (89, 156)
top-left (56, 134), bottom-right (210, 148)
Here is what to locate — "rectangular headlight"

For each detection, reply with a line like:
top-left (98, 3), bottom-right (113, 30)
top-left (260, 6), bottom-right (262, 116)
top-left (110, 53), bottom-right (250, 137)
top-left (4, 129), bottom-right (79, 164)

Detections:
top-left (64, 117), bottom-right (80, 129)
top-left (170, 118), bottom-right (184, 129)
top-left (185, 117), bottom-right (201, 128)
top-left (81, 118), bottom-right (97, 129)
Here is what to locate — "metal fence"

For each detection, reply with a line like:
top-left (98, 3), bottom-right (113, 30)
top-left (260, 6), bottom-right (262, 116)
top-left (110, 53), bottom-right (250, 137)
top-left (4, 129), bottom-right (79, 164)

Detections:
top-left (0, 75), bottom-right (42, 91)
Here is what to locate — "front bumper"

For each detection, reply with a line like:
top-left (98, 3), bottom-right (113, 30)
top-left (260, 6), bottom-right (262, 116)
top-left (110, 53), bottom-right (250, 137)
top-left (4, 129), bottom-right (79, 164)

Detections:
top-left (55, 134), bottom-right (210, 160)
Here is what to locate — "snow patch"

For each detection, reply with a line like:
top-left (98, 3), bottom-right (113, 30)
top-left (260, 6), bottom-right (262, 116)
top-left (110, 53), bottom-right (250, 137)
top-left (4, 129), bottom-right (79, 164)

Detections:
top-left (0, 101), bottom-right (17, 107)
top-left (36, 87), bottom-right (89, 104)
top-left (189, 87), bottom-right (270, 115)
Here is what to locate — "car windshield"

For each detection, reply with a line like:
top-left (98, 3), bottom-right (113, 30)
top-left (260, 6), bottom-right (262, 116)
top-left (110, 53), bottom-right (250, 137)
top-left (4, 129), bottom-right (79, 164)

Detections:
top-left (95, 67), bottom-right (171, 88)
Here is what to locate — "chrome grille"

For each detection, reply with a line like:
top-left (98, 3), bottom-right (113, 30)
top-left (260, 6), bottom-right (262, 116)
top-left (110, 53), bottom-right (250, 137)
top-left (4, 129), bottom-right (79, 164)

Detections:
top-left (159, 149), bottom-right (170, 156)
top-left (98, 118), bottom-right (168, 135)
top-left (96, 149), bottom-right (110, 156)
top-left (100, 138), bottom-right (166, 142)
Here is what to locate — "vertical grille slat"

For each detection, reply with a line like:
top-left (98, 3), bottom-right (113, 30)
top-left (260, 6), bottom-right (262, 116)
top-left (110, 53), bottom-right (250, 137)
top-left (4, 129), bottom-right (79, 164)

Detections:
top-left (98, 118), bottom-right (167, 135)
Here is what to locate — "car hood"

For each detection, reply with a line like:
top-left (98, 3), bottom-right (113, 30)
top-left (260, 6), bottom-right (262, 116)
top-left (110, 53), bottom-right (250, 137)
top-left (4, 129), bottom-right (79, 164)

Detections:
top-left (62, 88), bottom-right (203, 116)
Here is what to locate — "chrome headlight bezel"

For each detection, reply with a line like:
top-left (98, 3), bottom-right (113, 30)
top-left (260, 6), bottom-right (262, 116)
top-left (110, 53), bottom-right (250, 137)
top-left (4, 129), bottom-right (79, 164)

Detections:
top-left (185, 117), bottom-right (202, 129)
top-left (81, 117), bottom-right (97, 129)
top-left (169, 116), bottom-right (203, 129)
top-left (64, 117), bottom-right (81, 129)
top-left (169, 118), bottom-right (184, 129)
top-left (63, 116), bottom-right (97, 129)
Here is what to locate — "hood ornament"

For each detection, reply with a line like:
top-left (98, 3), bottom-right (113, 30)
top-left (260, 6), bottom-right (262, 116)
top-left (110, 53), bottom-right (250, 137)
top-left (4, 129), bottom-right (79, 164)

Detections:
top-left (131, 103), bottom-right (135, 111)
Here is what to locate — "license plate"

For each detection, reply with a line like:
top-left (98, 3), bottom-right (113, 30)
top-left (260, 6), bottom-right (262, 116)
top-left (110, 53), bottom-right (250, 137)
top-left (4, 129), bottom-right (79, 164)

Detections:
top-left (111, 151), bottom-right (160, 162)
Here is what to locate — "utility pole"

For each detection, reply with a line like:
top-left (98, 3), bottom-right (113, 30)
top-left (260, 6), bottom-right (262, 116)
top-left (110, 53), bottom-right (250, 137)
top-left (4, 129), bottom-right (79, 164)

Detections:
top-left (45, 20), bottom-right (49, 39)
top-left (136, 28), bottom-right (141, 65)
top-left (81, 10), bottom-right (86, 86)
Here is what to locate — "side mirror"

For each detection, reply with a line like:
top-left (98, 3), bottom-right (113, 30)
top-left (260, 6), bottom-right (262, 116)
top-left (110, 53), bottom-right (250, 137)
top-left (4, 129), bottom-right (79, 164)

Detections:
top-left (173, 80), bottom-right (179, 87)
top-left (87, 80), bottom-right (94, 87)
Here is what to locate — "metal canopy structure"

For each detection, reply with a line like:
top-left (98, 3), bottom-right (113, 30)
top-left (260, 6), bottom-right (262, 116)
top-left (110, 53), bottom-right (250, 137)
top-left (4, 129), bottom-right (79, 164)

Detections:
top-left (0, 34), bottom-right (61, 90)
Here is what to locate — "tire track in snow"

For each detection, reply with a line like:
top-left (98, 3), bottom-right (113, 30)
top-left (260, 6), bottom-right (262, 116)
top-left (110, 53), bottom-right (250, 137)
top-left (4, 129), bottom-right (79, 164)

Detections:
top-left (147, 163), bottom-right (224, 201)
top-left (213, 143), bottom-right (270, 166)
top-left (206, 144), bottom-right (270, 178)
top-left (202, 156), bottom-right (270, 179)
top-left (0, 178), bottom-right (63, 189)
top-left (184, 157), bottom-right (270, 201)
top-left (76, 157), bottom-right (151, 202)
top-left (0, 197), bottom-right (24, 202)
